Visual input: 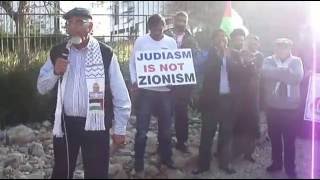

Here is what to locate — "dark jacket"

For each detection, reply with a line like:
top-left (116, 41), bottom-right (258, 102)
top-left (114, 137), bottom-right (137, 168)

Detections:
top-left (164, 28), bottom-right (199, 51)
top-left (199, 47), bottom-right (246, 113)
top-left (240, 50), bottom-right (264, 112)
top-left (164, 28), bottom-right (200, 99)
top-left (49, 41), bottom-right (114, 129)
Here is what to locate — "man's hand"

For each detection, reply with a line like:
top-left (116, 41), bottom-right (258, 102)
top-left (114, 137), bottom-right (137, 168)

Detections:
top-left (166, 84), bottom-right (174, 90)
top-left (54, 58), bottom-right (69, 76)
top-left (131, 83), bottom-right (139, 92)
top-left (112, 134), bottom-right (126, 145)
top-left (130, 83), bottom-right (139, 98)
top-left (110, 134), bottom-right (126, 156)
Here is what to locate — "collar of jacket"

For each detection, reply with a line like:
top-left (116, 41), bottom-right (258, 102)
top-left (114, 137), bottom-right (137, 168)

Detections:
top-left (165, 28), bottom-right (192, 37)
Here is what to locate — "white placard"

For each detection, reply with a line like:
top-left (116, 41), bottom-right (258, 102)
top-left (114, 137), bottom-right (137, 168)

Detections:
top-left (135, 49), bottom-right (197, 88)
top-left (304, 73), bottom-right (320, 123)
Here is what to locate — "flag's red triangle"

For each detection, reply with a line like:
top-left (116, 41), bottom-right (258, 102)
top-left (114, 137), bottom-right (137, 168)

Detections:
top-left (223, 1), bottom-right (232, 17)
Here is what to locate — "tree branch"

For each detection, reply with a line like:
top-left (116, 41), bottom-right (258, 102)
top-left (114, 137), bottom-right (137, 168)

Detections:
top-left (42, 1), bottom-right (50, 14)
top-left (18, 1), bottom-right (28, 15)
top-left (0, 1), bottom-right (17, 21)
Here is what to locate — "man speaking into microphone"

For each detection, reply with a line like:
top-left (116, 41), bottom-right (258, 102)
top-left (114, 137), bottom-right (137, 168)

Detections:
top-left (37, 7), bottom-right (131, 179)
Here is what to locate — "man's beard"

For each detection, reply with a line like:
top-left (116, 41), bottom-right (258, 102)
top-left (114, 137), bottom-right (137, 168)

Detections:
top-left (70, 36), bottom-right (82, 45)
top-left (234, 44), bottom-right (243, 50)
top-left (175, 25), bottom-right (186, 32)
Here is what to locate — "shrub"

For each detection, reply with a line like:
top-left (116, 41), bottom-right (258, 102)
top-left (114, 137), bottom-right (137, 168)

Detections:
top-left (0, 43), bottom-right (132, 128)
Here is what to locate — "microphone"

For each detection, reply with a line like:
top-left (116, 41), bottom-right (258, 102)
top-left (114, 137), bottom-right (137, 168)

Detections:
top-left (59, 36), bottom-right (82, 81)
top-left (66, 36), bottom-right (82, 50)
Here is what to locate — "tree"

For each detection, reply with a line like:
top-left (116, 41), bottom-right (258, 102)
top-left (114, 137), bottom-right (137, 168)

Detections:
top-left (0, 1), bottom-right (61, 68)
top-left (0, 1), bottom-right (30, 68)
top-left (166, 1), bottom-right (225, 34)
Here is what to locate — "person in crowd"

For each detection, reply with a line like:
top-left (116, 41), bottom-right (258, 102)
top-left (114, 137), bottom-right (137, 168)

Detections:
top-left (37, 7), bottom-right (131, 179)
top-left (129, 14), bottom-right (178, 177)
top-left (232, 32), bottom-right (264, 162)
top-left (164, 11), bottom-right (199, 153)
top-left (262, 38), bottom-right (304, 178)
top-left (192, 29), bottom-right (245, 175)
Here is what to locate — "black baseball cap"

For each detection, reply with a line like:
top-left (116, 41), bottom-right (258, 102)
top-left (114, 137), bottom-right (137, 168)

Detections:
top-left (63, 7), bottom-right (92, 20)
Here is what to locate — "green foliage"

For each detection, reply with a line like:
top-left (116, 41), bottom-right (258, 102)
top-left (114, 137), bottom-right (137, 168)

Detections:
top-left (0, 44), bottom-right (132, 128)
top-left (0, 34), bottom-right (66, 53)
top-left (0, 51), bottom-right (51, 129)
top-left (111, 40), bottom-right (133, 85)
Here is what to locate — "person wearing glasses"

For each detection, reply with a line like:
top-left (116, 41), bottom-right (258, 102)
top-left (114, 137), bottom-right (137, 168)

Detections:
top-left (37, 7), bottom-right (131, 179)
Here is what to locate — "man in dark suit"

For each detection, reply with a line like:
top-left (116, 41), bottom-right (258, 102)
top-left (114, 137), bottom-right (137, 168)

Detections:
top-left (164, 11), bottom-right (199, 153)
top-left (192, 29), bottom-right (245, 175)
top-left (232, 33), bottom-right (264, 162)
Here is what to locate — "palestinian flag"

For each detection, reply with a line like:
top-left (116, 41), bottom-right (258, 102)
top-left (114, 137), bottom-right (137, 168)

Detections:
top-left (220, 1), bottom-right (249, 36)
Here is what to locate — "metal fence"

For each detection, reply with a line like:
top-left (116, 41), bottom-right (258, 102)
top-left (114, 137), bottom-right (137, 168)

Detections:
top-left (0, 1), bottom-right (170, 63)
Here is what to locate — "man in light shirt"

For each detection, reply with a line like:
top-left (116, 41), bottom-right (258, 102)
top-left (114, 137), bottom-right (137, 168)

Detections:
top-left (37, 7), bottom-right (131, 179)
top-left (262, 38), bottom-right (303, 178)
top-left (129, 14), bottom-right (178, 175)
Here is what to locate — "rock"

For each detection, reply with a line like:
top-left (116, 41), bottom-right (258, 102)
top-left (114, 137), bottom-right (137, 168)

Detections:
top-left (146, 132), bottom-right (158, 155)
top-left (13, 170), bottom-right (27, 179)
top-left (126, 131), bottom-right (136, 143)
top-left (76, 149), bottom-right (83, 167)
top-left (117, 149), bottom-right (132, 156)
top-left (43, 139), bottom-right (52, 147)
top-left (0, 131), bottom-right (6, 145)
top-left (172, 154), bottom-right (188, 169)
top-left (48, 144), bottom-right (53, 150)
top-left (145, 164), bottom-right (159, 177)
top-left (42, 121), bottom-right (52, 128)
top-left (114, 169), bottom-right (128, 179)
top-left (111, 156), bottom-right (132, 165)
top-left (129, 116), bottom-right (137, 126)
top-left (3, 166), bottom-right (13, 178)
top-left (109, 164), bottom-right (122, 177)
top-left (44, 169), bottom-right (52, 179)
top-left (33, 123), bottom-right (42, 130)
top-left (131, 169), bottom-right (145, 179)
top-left (33, 160), bottom-right (45, 169)
top-left (26, 171), bottom-right (44, 179)
top-left (0, 168), bottom-right (4, 179)
top-left (149, 156), bottom-right (158, 165)
top-left (154, 173), bottom-right (167, 179)
top-left (74, 170), bottom-right (84, 179)
top-left (39, 132), bottom-right (51, 141)
top-left (29, 142), bottom-right (45, 157)
top-left (150, 117), bottom-right (158, 130)
top-left (0, 155), bottom-right (5, 166)
top-left (20, 164), bottom-right (33, 172)
top-left (18, 147), bottom-right (29, 154)
top-left (39, 127), bottom-right (47, 134)
top-left (6, 125), bottom-right (35, 145)
top-left (29, 157), bottom-right (40, 165)
top-left (126, 123), bottom-right (133, 130)
top-left (0, 147), bottom-right (9, 154)
top-left (4, 153), bottom-right (24, 169)
top-left (166, 169), bottom-right (185, 179)
top-left (33, 130), bottom-right (40, 135)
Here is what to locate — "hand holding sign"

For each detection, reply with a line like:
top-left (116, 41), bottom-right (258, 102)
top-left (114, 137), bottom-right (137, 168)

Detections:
top-left (135, 49), bottom-right (197, 88)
